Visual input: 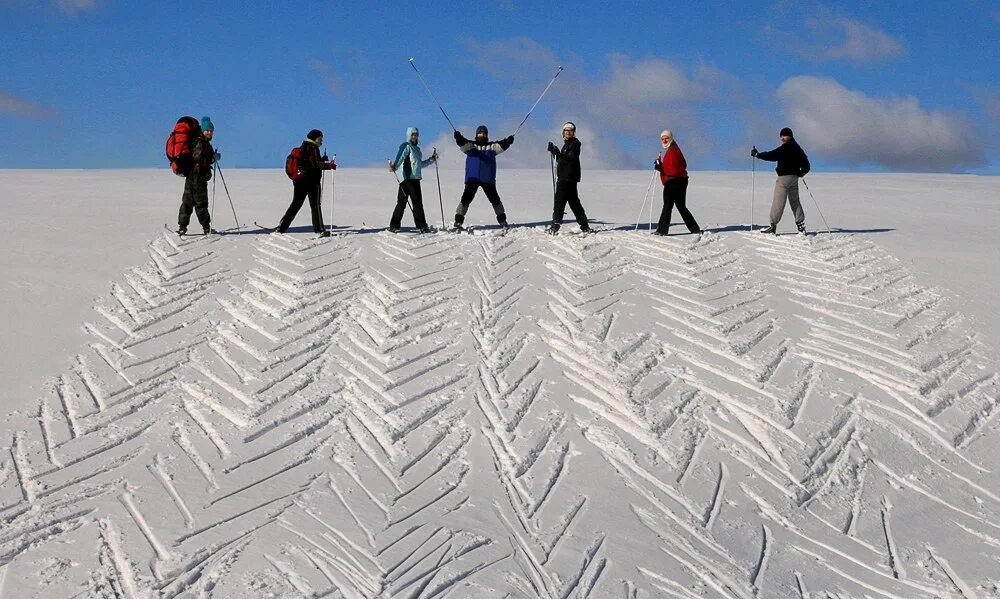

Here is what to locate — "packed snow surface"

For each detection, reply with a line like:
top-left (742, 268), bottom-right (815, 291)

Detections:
top-left (0, 169), bottom-right (998, 597)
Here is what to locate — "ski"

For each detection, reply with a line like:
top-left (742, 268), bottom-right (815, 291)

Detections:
top-left (164, 223), bottom-right (213, 237)
top-left (254, 221), bottom-right (278, 233)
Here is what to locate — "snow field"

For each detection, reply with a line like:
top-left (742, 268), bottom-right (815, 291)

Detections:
top-left (0, 169), bottom-right (998, 597)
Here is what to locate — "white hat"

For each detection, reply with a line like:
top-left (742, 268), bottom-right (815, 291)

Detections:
top-left (563, 121), bottom-right (576, 131)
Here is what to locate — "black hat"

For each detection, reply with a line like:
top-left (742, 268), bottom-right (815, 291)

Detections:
top-left (307, 129), bottom-right (324, 141)
top-left (779, 127), bottom-right (793, 137)
top-left (475, 125), bottom-right (489, 137)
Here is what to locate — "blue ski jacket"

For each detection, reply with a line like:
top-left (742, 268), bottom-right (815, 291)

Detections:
top-left (456, 133), bottom-right (512, 184)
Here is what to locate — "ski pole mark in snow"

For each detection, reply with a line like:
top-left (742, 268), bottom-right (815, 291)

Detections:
top-left (0, 227), bottom-right (998, 596)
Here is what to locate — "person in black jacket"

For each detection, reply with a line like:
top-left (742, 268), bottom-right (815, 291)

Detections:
top-left (546, 122), bottom-right (591, 234)
top-left (752, 127), bottom-right (810, 234)
top-left (278, 129), bottom-right (337, 235)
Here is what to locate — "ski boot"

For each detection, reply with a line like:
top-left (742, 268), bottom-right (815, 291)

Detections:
top-left (759, 224), bottom-right (777, 235)
top-left (545, 225), bottom-right (560, 235)
top-left (177, 227), bottom-right (187, 236)
top-left (796, 222), bottom-right (807, 234)
top-left (387, 226), bottom-right (399, 234)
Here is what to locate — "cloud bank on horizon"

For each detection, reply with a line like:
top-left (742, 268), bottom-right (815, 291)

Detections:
top-left (0, 1), bottom-right (996, 174)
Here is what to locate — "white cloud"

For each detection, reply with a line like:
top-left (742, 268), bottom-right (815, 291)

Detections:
top-left (767, 5), bottom-right (904, 64)
top-left (0, 91), bottom-right (57, 119)
top-left (822, 18), bottom-right (904, 62)
top-left (309, 58), bottom-right (350, 101)
top-left (777, 76), bottom-right (984, 171)
top-left (461, 38), bottom-right (745, 169)
top-left (56, 0), bottom-right (97, 13)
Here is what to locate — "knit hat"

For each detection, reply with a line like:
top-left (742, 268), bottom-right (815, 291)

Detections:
top-left (780, 127), bottom-right (793, 137)
top-left (307, 129), bottom-right (324, 142)
top-left (562, 121), bottom-right (576, 131)
top-left (200, 116), bottom-right (214, 132)
top-left (475, 125), bottom-right (489, 137)
top-left (407, 127), bottom-right (419, 139)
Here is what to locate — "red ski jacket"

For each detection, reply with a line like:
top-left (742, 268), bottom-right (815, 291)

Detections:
top-left (655, 142), bottom-right (688, 184)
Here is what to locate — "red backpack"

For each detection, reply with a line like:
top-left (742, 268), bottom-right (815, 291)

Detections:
top-left (285, 146), bottom-right (307, 181)
top-left (166, 116), bottom-right (201, 177)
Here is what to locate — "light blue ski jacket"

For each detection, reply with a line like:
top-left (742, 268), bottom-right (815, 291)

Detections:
top-left (392, 127), bottom-right (437, 180)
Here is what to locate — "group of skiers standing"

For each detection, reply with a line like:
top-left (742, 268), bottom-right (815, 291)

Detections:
top-left (171, 117), bottom-right (812, 237)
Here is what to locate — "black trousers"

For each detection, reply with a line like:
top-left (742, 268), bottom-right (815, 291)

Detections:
top-left (658, 177), bottom-right (700, 234)
top-left (551, 180), bottom-right (588, 229)
top-left (278, 180), bottom-right (324, 233)
top-left (390, 179), bottom-right (429, 230)
top-left (178, 172), bottom-right (211, 230)
top-left (456, 181), bottom-right (506, 223)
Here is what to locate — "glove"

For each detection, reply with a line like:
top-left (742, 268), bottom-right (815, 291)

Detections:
top-left (388, 161), bottom-right (396, 172)
top-left (504, 135), bottom-right (514, 145)
top-left (431, 149), bottom-right (439, 161)
top-left (750, 146), bottom-right (758, 157)
top-left (654, 157), bottom-right (662, 171)
top-left (547, 142), bottom-right (557, 153)
top-left (213, 150), bottom-right (221, 162)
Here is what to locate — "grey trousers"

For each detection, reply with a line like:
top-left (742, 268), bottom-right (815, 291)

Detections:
top-left (770, 174), bottom-right (805, 225)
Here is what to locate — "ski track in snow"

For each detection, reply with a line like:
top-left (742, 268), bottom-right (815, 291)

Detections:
top-left (1, 227), bottom-right (999, 597)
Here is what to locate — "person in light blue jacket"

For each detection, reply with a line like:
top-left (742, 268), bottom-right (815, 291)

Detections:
top-left (389, 127), bottom-right (437, 233)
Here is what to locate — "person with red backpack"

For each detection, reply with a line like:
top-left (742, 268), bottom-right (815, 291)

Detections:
top-left (174, 116), bottom-right (218, 235)
top-left (278, 129), bottom-right (337, 236)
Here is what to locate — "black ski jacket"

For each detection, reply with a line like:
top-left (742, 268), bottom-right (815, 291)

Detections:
top-left (756, 139), bottom-right (810, 177)
top-left (550, 137), bottom-right (582, 183)
top-left (296, 141), bottom-right (329, 186)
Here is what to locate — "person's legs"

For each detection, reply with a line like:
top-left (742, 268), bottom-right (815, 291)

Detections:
top-left (454, 182), bottom-right (479, 226)
top-left (408, 180), bottom-right (429, 230)
top-left (307, 183), bottom-right (324, 233)
top-left (564, 181), bottom-right (589, 229)
top-left (551, 181), bottom-right (570, 229)
top-left (278, 183), bottom-right (308, 233)
top-left (482, 183), bottom-right (507, 225)
top-left (672, 178), bottom-right (699, 233)
top-left (178, 176), bottom-right (196, 230)
top-left (769, 175), bottom-right (795, 225)
top-left (787, 178), bottom-right (805, 225)
top-left (656, 183), bottom-right (675, 234)
top-left (390, 183), bottom-right (409, 229)
top-left (192, 176), bottom-right (211, 230)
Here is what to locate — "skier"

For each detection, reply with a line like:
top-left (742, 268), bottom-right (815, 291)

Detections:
top-left (177, 116), bottom-right (218, 235)
top-left (277, 129), bottom-right (336, 236)
top-left (652, 130), bottom-right (700, 236)
top-left (453, 125), bottom-right (514, 230)
top-left (546, 122), bottom-right (591, 234)
top-left (389, 127), bottom-right (438, 233)
top-left (751, 127), bottom-right (810, 234)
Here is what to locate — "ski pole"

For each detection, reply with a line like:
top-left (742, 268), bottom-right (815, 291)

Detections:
top-left (214, 162), bottom-right (241, 234)
top-left (388, 159), bottom-right (415, 213)
top-left (408, 58), bottom-right (457, 132)
top-left (211, 163), bottom-right (218, 222)
top-left (750, 155), bottom-right (756, 232)
top-left (513, 66), bottom-right (564, 136)
top-left (649, 179), bottom-right (654, 231)
top-left (433, 148), bottom-right (445, 229)
top-left (634, 159), bottom-right (659, 231)
top-left (328, 154), bottom-right (336, 236)
top-left (800, 178), bottom-right (832, 234)
top-left (550, 153), bottom-right (556, 196)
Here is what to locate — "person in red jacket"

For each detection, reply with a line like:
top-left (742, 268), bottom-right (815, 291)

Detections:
top-left (652, 130), bottom-right (700, 236)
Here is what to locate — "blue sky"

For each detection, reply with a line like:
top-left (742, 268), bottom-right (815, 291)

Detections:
top-left (1, 1), bottom-right (997, 173)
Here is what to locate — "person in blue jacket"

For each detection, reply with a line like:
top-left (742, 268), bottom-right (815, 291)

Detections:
top-left (389, 127), bottom-right (438, 233)
top-left (453, 125), bottom-right (514, 230)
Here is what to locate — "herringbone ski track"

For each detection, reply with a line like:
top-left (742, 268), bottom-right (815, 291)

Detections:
top-left (1, 228), bottom-right (998, 597)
